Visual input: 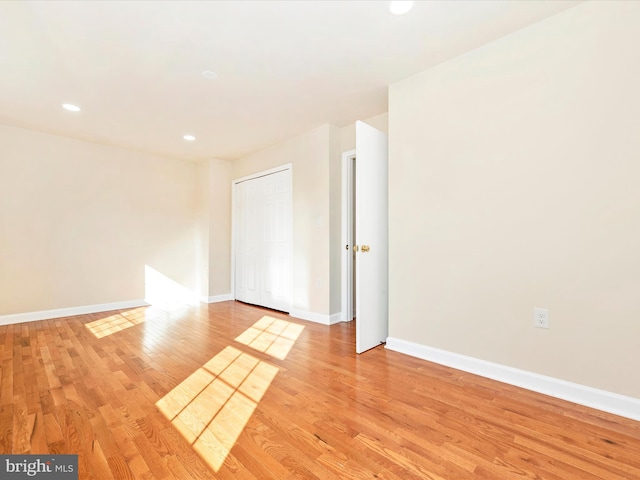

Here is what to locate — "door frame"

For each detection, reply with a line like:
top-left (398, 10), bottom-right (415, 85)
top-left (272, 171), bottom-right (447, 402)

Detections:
top-left (231, 163), bottom-right (293, 309)
top-left (341, 149), bottom-right (356, 322)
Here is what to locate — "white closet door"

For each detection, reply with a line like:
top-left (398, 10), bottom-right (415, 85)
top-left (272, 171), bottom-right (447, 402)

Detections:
top-left (234, 168), bottom-right (292, 312)
top-left (260, 169), bottom-right (292, 312)
top-left (244, 179), bottom-right (262, 306)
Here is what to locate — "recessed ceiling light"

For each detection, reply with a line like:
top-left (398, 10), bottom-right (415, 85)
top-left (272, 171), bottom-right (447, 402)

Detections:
top-left (62, 103), bottom-right (81, 112)
top-left (202, 70), bottom-right (218, 80)
top-left (183, 134), bottom-right (196, 141)
top-left (389, 1), bottom-right (414, 15)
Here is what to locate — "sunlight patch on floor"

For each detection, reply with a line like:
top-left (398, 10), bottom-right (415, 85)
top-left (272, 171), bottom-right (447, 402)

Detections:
top-left (234, 316), bottom-right (305, 360)
top-left (85, 312), bottom-right (145, 339)
top-left (156, 346), bottom-right (278, 472)
top-left (156, 316), bottom-right (304, 472)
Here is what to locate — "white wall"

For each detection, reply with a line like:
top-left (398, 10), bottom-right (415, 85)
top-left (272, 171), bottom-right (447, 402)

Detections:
top-left (197, 158), bottom-right (232, 300)
top-left (388, 1), bottom-right (640, 399)
top-left (0, 123), bottom-right (200, 315)
top-left (329, 125), bottom-right (342, 314)
top-left (208, 159), bottom-right (232, 297)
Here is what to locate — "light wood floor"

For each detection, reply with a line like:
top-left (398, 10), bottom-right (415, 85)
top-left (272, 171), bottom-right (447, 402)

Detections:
top-left (1, 301), bottom-right (639, 479)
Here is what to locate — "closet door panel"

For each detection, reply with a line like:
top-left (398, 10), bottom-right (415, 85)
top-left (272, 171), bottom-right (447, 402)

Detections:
top-left (261, 169), bottom-right (291, 312)
top-left (243, 180), bottom-right (261, 306)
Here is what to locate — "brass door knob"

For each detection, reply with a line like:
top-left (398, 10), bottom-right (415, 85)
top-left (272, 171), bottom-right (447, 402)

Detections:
top-left (361, 245), bottom-right (370, 252)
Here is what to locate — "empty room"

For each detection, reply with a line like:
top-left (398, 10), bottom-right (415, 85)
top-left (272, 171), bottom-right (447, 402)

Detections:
top-left (1, 1), bottom-right (639, 479)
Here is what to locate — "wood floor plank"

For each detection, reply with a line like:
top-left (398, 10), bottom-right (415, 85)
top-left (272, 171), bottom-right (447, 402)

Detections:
top-left (0, 403), bottom-right (14, 453)
top-left (29, 410), bottom-right (48, 454)
top-left (110, 424), bottom-right (153, 477)
top-left (0, 301), bottom-right (638, 479)
top-left (11, 395), bottom-right (33, 453)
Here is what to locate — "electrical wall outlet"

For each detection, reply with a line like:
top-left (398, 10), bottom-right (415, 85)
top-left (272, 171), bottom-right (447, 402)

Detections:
top-left (534, 307), bottom-right (549, 329)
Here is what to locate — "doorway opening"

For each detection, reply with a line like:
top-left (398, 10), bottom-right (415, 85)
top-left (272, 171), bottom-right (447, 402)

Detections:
top-left (341, 149), bottom-right (357, 323)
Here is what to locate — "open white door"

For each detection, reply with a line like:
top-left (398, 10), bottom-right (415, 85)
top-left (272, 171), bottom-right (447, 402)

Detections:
top-left (355, 121), bottom-right (388, 354)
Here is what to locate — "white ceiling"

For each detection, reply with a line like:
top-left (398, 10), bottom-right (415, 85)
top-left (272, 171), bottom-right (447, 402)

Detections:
top-left (0, 0), bottom-right (580, 161)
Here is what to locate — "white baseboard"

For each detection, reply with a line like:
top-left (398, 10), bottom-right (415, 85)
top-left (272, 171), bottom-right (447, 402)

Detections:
top-left (0, 299), bottom-right (149, 326)
top-left (200, 294), bottom-right (233, 304)
top-left (289, 309), bottom-right (342, 325)
top-left (385, 337), bottom-right (640, 422)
